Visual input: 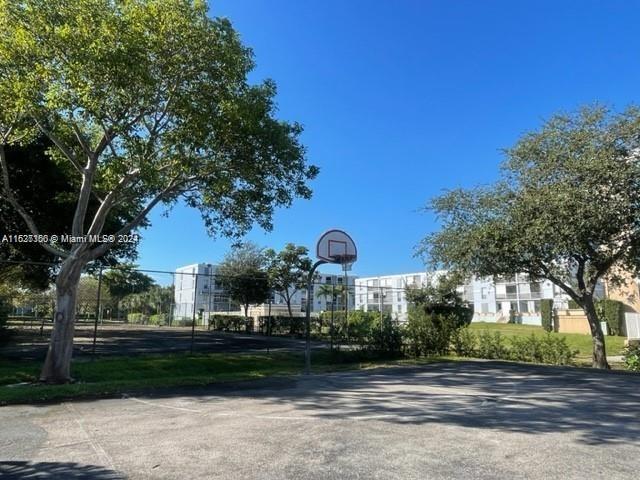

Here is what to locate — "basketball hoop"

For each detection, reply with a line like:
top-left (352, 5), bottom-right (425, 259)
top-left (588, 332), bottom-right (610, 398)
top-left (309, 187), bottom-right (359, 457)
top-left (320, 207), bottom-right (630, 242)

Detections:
top-left (316, 229), bottom-right (358, 266)
top-left (304, 229), bottom-right (358, 375)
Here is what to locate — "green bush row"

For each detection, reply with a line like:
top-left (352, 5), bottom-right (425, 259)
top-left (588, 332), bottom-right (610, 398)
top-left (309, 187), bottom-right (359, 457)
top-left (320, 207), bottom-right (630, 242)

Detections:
top-left (208, 315), bottom-right (247, 332)
top-left (126, 313), bottom-right (170, 326)
top-left (452, 330), bottom-right (577, 365)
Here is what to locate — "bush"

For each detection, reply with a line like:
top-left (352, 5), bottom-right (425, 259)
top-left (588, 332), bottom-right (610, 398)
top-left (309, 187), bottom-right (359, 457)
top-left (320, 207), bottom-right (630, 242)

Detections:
top-left (256, 316), bottom-right (304, 336)
top-left (596, 299), bottom-right (623, 336)
top-left (509, 334), bottom-right (542, 362)
top-left (476, 331), bottom-right (508, 359)
top-left (127, 313), bottom-right (147, 324)
top-left (405, 308), bottom-right (460, 357)
top-left (210, 315), bottom-right (246, 332)
top-left (149, 314), bottom-right (168, 326)
top-left (451, 328), bottom-right (476, 357)
top-left (540, 299), bottom-right (553, 332)
top-left (369, 317), bottom-right (404, 357)
top-left (623, 343), bottom-right (640, 372)
top-left (502, 333), bottom-right (575, 365)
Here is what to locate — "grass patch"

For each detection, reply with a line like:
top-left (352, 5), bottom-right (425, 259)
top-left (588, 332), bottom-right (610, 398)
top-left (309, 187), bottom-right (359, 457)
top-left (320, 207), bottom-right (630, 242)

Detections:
top-left (468, 322), bottom-right (627, 359)
top-left (0, 350), bottom-right (414, 405)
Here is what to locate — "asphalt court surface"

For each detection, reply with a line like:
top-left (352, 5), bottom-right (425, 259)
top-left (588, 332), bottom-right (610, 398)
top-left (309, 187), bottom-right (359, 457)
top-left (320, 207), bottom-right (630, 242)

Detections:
top-left (0, 325), bottom-right (320, 360)
top-left (2, 361), bottom-right (640, 479)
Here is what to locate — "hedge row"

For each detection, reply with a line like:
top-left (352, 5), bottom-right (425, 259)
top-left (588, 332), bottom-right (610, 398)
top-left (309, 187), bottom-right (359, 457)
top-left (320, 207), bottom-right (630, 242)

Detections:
top-left (452, 330), bottom-right (577, 365)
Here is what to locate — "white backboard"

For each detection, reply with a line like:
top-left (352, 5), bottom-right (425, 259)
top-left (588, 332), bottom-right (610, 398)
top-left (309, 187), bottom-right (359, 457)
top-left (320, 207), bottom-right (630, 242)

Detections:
top-left (316, 229), bottom-right (357, 264)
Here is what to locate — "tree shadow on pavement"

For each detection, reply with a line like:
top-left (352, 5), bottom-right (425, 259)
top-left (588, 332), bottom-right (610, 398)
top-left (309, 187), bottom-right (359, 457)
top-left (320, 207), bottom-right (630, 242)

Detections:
top-left (157, 360), bottom-right (640, 446)
top-left (0, 461), bottom-right (126, 479)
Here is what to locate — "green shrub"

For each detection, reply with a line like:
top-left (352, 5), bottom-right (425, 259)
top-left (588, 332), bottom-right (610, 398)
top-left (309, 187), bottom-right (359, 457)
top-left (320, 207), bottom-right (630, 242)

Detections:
top-left (451, 328), bottom-right (476, 357)
top-left (370, 317), bottom-right (404, 357)
top-left (127, 313), bottom-right (147, 324)
top-left (568, 299), bottom-right (580, 309)
top-left (210, 315), bottom-right (246, 332)
top-left (596, 299), bottom-right (623, 336)
top-left (405, 308), bottom-right (461, 357)
top-left (504, 333), bottom-right (576, 365)
top-left (148, 314), bottom-right (168, 326)
top-left (623, 343), bottom-right (640, 372)
top-left (476, 331), bottom-right (508, 359)
top-left (540, 299), bottom-right (554, 332)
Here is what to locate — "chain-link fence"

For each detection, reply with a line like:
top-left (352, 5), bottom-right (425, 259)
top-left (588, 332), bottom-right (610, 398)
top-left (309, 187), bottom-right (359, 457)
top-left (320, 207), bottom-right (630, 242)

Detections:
top-left (0, 260), bottom-right (448, 357)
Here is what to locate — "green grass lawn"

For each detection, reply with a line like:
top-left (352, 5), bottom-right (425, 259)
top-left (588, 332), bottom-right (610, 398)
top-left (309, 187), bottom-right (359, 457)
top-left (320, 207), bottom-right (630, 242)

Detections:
top-left (469, 322), bottom-right (627, 359)
top-left (0, 350), bottom-right (425, 406)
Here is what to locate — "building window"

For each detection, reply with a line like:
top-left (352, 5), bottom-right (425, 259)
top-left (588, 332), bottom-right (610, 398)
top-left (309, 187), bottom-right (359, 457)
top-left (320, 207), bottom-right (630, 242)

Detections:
top-left (506, 285), bottom-right (517, 295)
top-left (530, 283), bottom-right (541, 293)
top-left (481, 287), bottom-right (487, 300)
top-left (397, 292), bottom-right (402, 302)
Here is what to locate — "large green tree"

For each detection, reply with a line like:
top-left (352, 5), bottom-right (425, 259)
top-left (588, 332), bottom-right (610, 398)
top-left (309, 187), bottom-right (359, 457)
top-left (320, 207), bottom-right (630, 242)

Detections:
top-left (265, 243), bottom-right (312, 320)
top-left (420, 105), bottom-right (640, 369)
top-left (0, 0), bottom-right (317, 382)
top-left (0, 136), bottom-right (139, 290)
top-left (218, 243), bottom-right (271, 320)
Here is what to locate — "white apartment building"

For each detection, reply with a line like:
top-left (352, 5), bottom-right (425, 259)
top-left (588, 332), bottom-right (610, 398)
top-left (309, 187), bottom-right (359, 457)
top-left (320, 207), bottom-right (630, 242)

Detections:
top-left (354, 271), bottom-right (463, 322)
top-left (271, 272), bottom-right (357, 314)
top-left (173, 263), bottom-right (235, 320)
top-left (470, 274), bottom-right (605, 325)
top-left (173, 263), bottom-right (356, 321)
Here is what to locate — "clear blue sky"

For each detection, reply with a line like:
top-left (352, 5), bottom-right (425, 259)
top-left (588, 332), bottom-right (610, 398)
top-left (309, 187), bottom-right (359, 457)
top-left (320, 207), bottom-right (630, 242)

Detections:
top-left (137, 0), bottom-right (640, 277)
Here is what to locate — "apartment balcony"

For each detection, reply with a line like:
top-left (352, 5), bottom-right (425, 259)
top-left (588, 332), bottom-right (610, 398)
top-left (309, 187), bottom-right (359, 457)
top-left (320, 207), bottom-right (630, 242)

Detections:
top-left (495, 292), bottom-right (543, 300)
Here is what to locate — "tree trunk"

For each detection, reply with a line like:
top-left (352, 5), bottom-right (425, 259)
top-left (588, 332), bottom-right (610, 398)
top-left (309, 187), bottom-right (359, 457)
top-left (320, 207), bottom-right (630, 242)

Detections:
top-left (40, 261), bottom-right (84, 383)
top-left (583, 296), bottom-right (610, 369)
top-left (286, 296), bottom-right (296, 334)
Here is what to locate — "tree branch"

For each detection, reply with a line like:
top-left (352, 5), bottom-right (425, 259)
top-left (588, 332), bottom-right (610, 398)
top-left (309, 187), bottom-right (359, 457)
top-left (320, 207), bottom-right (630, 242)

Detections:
top-left (0, 144), bottom-right (70, 258)
top-left (33, 119), bottom-right (84, 174)
top-left (539, 263), bottom-right (582, 304)
top-left (87, 178), bottom-right (183, 261)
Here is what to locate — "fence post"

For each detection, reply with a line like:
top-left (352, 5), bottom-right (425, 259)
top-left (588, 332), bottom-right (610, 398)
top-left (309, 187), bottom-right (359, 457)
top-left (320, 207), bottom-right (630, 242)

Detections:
top-left (190, 272), bottom-right (197, 354)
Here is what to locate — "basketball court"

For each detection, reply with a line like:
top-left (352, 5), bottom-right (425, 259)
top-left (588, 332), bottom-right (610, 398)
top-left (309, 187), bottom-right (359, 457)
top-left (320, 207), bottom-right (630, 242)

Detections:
top-left (2, 361), bottom-right (640, 479)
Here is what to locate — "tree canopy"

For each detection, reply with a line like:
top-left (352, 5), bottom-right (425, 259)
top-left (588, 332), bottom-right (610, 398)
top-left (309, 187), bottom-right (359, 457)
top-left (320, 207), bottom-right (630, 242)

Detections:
top-left (420, 105), bottom-right (640, 368)
top-left (217, 243), bottom-right (271, 318)
top-left (265, 243), bottom-right (312, 318)
top-left (0, 0), bottom-right (318, 382)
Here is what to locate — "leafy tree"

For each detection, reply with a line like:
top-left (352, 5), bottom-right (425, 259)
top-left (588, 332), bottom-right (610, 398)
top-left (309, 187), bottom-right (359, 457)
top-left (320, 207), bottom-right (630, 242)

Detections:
top-left (218, 243), bottom-right (271, 320)
top-left (121, 284), bottom-right (172, 317)
top-left (0, 0), bottom-right (317, 382)
top-left (75, 276), bottom-right (112, 318)
top-left (102, 265), bottom-right (154, 319)
top-left (265, 244), bottom-right (312, 320)
top-left (420, 105), bottom-right (640, 369)
top-left (404, 273), bottom-right (472, 357)
top-left (0, 136), bottom-right (139, 290)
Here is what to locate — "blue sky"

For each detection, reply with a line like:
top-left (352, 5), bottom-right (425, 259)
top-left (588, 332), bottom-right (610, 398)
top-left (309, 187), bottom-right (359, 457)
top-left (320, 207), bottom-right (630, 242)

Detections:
top-left (137, 0), bottom-right (640, 277)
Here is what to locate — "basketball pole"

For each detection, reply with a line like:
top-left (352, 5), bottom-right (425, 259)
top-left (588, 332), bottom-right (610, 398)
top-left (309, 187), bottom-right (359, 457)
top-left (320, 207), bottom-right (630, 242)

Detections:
top-left (305, 259), bottom-right (327, 375)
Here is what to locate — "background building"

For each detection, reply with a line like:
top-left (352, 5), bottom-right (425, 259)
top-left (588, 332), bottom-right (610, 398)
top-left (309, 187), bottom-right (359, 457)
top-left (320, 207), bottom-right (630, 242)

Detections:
top-left (354, 271), bottom-right (463, 322)
top-left (469, 274), bottom-right (605, 326)
top-left (173, 263), bottom-right (235, 321)
top-left (173, 263), bottom-right (357, 322)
